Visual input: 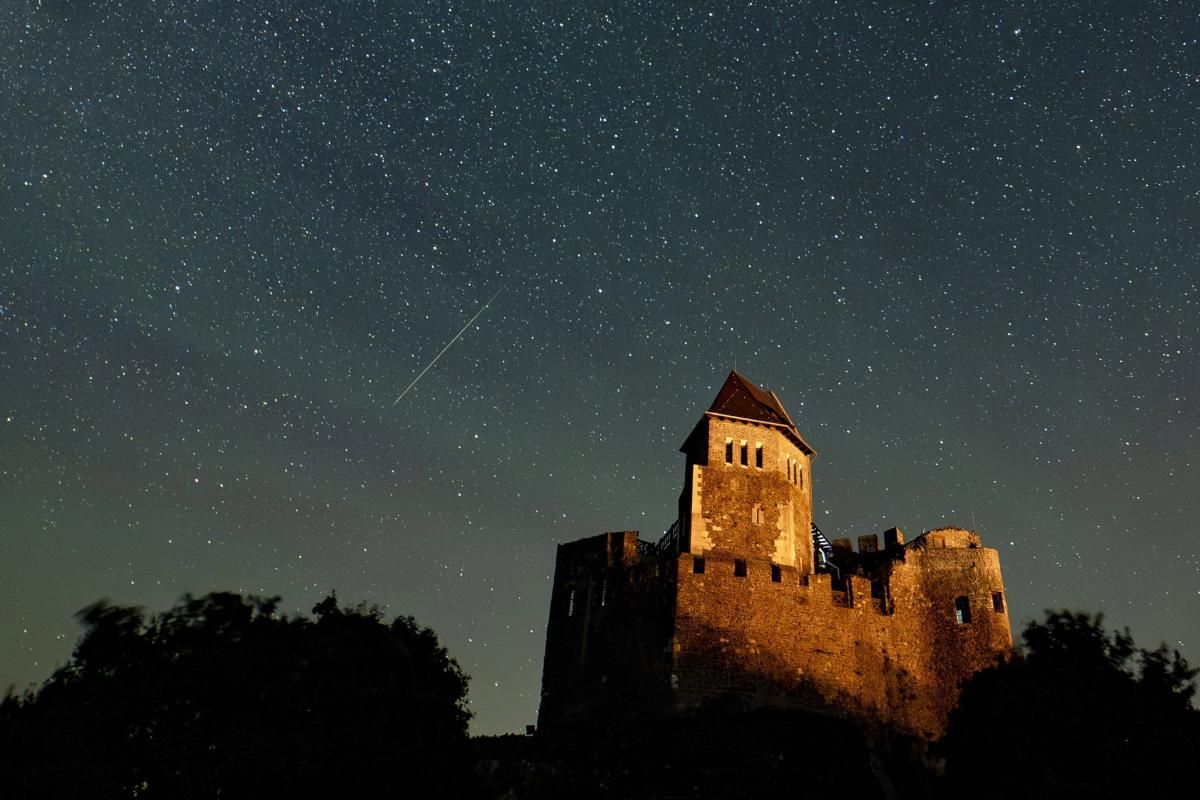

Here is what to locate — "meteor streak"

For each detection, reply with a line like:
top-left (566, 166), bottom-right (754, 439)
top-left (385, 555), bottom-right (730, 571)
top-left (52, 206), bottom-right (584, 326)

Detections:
top-left (392, 288), bottom-right (503, 405)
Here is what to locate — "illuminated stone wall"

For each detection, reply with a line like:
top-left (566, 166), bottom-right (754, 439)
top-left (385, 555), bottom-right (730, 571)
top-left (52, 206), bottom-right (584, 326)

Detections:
top-left (540, 528), bottom-right (1011, 739)
top-left (670, 528), bottom-right (1012, 738)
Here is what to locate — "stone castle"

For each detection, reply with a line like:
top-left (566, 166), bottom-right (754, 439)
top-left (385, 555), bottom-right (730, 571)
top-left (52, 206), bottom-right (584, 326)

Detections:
top-left (538, 371), bottom-right (1013, 739)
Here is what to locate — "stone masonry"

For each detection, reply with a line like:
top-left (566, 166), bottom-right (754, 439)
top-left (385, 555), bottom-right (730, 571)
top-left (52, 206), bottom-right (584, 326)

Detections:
top-left (538, 371), bottom-right (1013, 739)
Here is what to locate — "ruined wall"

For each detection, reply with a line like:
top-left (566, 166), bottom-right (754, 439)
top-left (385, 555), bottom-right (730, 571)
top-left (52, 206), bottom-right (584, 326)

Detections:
top-left (682, 416), bottom-right (813, 574)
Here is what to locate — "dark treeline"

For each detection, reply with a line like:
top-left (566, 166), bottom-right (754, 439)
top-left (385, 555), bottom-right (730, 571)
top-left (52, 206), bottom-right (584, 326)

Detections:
top-left (0, 592), bottom-right (475, 799)
top-left (940, 610), bottom-right (1200, 798)
top-left (2, 596), bottom-right (1197, 799)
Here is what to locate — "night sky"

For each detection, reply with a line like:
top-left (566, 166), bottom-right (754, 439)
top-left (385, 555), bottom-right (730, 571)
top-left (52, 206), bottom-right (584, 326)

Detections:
top-left (2, 1), bottom-right (1198, 734)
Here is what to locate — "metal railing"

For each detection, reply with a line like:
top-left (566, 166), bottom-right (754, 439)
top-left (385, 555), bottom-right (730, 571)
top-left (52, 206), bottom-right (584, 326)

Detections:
top-left (635, 519), bottom-right (681, 557)
top-left (657, 519), bottom-right (681, 554)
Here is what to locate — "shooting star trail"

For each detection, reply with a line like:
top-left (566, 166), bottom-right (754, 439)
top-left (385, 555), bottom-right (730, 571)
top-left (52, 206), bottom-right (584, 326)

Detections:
top-left (392, 288), bottom-right (504, 405)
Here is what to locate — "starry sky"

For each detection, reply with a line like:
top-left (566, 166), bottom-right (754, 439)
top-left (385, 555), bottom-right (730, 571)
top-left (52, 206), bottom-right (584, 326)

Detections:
top-left (2, 0), bottom-right (1198, 733)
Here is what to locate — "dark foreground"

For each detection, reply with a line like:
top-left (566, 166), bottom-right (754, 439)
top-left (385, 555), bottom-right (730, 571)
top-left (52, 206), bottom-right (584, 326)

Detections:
top-left (475, 711), bottom-right (933, 800)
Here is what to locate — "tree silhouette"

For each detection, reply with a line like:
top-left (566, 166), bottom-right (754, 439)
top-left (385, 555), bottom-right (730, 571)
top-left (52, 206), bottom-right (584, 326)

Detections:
top-left (940, 610), bottom-right (1200, 799)
top-left (0, 592), bottom-right (475, 799)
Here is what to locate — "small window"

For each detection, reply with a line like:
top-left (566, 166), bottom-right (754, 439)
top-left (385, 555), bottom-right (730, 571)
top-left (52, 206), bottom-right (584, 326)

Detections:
top-left (601, 578), bottom-right (608, 607)
top-left (755, 443), bottom-right (763, 468)
top-left (725, 439), bottom-right (733, 464)
top-left (693, 556), bottom-right (705, 574)
top-left (992, 591), bottom-right (1005, 613)
top-left (751, 504), bottom-right (764, 524)
top-left (734, 559), bottom-right (747, 577)
top-left (740, 441), bottom-right (748, 466)
top-left (954, 596), bottom-right (972, 624)
top-left (797, 465), bottom-right (804, 488)
top-left (787, 458), bottom-right (793, 482)
top-left (770, 564), bottom-right (782, 583)
top-left (568, 589), bottom-right (576, 618)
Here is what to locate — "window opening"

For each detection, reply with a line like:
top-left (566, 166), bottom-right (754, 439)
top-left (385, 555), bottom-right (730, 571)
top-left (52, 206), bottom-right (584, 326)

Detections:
top-left (954, 596), bottom-right (972, 624)
top-left (601, 578), bottom-right (608, 607)
top-left (770, 564), bottom-right (782, 583)
top-left (992, 591), bottom-right (1005, 613)
top-left (798, 465), bottom-right (804, 488)
top-left (740, 441), bottom-right (748, 466)
top-left (734, 559), bottom-right (747, 577)
top-left (693, 556), bottom-right (705, 574)
top-left (725, 439), bottom-right (733, 464)
top-left (755, 443), bottom-right (763, 468)
top-left (568, 589), bottom-right (576, 618)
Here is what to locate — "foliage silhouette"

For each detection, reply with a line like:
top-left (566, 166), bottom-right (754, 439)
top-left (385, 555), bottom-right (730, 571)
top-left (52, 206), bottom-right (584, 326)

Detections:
top-left (0, 592), bottom-right (475, 799)
top-left (940, 610), bottom-right (1200, 799)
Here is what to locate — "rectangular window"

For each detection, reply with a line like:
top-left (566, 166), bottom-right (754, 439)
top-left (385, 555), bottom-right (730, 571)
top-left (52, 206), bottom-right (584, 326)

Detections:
top-left (734, 559), bottom-right (747, 578)
top-left (693, 556), bottom-right (705, 574)
top-left (992, 592), bottom-right (1005, 613)
top-left (725, 439), bottom-right (733, 464)
top-left (755, 443), bottom-right (763, 468)
top-left (601, 578), bottom-right (608, 607)
top-left (770, 564), bottom-right (782, 583)
top-left (740, 441), bottom-right (748, 466)
top-left (797, 465), bottom-right (804, 488)
top-left (954, 596), bottom-right (972, 624)
top-left (568, 589), bottom-right (576, 618)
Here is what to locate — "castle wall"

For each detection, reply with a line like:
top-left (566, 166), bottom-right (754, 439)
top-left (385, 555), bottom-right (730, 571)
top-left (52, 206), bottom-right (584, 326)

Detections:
top-left (538, 532), bottom-right (676, 727)
top-left (672, 553), bottom-right (902, 726)
top-left (670, 529), bottom-right (1012, 738)
top-left (881, 530), bottom-right (1013, 733)
top-left (540, 530), bottom-right (1011, 738)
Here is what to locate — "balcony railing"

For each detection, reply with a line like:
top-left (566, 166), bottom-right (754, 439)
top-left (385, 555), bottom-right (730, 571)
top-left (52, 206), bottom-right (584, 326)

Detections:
top-left (635, 519), bottom-right (681, 557)
top-left (657, 519), bottom-right (681, 554)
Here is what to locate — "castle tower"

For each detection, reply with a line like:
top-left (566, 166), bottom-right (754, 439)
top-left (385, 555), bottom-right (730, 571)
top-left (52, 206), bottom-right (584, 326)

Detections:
top-left (676, 371), bottom-right (816, 575)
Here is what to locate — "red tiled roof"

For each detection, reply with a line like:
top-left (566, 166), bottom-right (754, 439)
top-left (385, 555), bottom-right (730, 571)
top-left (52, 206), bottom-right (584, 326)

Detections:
top-left (707, 371), bottom-right (815, 455)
